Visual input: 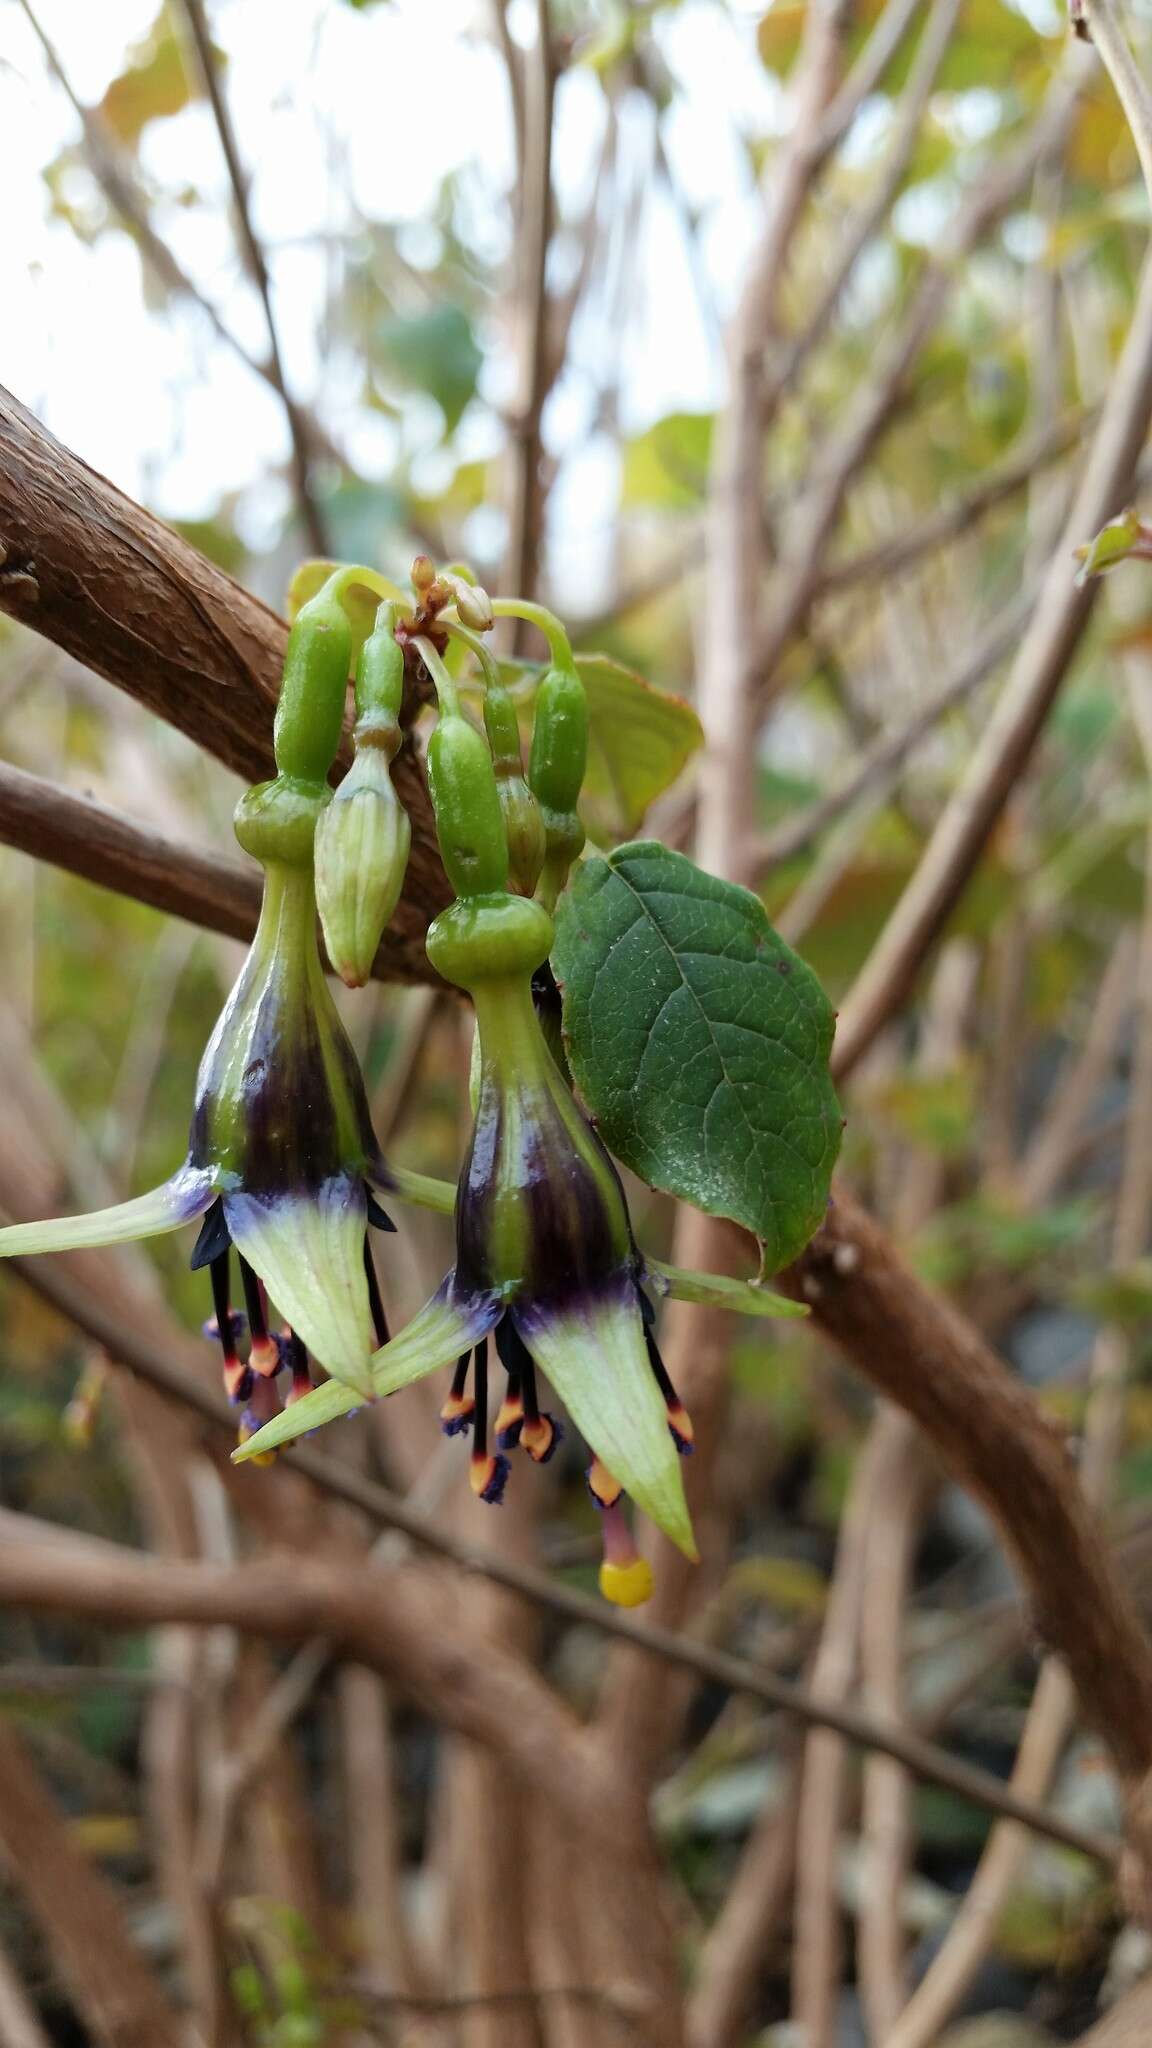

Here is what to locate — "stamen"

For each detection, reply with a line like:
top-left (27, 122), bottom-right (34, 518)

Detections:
top-left (237, 1370), bottom-right (284, 1466)
top-left (239, 1256), bottom-right (280, 1378)
top-left (643, 1324), bottom-right (695, 1455)
top-left (365, 1187), bottom-right (397, 1233)
top-left (493, 1318), bottom-right (524, 1445)
top-left (597, 1496), bottom-right (655, 1608)
top-left (363, 1240), bottom-right (391, 1347)
top-left (190, 1197), bottom-right (231, 1271)
top-left (440, 1351), bottom-right (475, 1437)
top-left (282, 1330), bottom-right (314, 1406)
top-left (207, 1249), bottom-right (250, 1404)
top-left (518, 1349), bottom-right (562, 1465)
top-left (469, 1337), bottom-right (510, 1504)
top-left (586, 1457), bottom-right (623, 1510)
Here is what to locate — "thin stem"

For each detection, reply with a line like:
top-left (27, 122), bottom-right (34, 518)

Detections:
top-left (176, 0), bottom-right (330, 554)
top-left (412, 634), bottom-right (461, 718)
top-left (490, 597), bottom-right (574, 669)
top-left (441, 615), bottom-right (502, 690)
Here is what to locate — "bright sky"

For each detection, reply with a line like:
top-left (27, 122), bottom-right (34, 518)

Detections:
top-left (0, 0), bottom-right (782, 589)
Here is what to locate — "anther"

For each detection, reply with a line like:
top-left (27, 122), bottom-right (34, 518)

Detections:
top-left (440, 1352), bottom-right (475, 1437)
top-left (644, 1325), bottom-right (694, 1455)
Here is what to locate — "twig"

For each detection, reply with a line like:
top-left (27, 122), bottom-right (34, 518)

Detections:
top-left (176, 0), bottom-right (329, 553)
top-left (490, 0), bottom-right (527, 192)
top-left (502, 0), bottom-right (555, 614)
top-left (14, 0), bottom-right (342, 471)
top-left (1076, 0), bottom-right (1152, 203)
top-left (686, 1744), bottom-right (802, 2048)
top-left (812, 408), bottom-right (1091, 599)
top-left (763, 0), bottom-right (965, 417)
top-left (791, 1428), bottom-right (889, 2046)
top-left (752, 63), bottom-right (1087, 712)
top-left (0, 1260), bottom-right (1120, 1862)
top-left (746, 583), bottom-right (1035, 875)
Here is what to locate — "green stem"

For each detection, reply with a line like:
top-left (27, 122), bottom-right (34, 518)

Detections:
top-left (491, 598), bottom-right (575, 671)
top-left (413, 634), bottom-right (461, 719)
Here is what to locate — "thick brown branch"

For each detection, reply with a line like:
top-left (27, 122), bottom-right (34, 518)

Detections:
top-left (0, 761), bottom-right (437, 985)
top-left (0, 385), bottom-right (448, 979)
top-left (781, 1186), bottom-right (1152, 1790)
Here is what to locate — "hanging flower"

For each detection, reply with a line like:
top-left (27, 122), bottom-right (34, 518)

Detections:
top-left (0, 584), bottom-right (397, 1422)
top-left (234, 891), bottom-right (696, 1601)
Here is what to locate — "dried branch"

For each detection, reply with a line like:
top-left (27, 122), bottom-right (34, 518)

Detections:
top-left (501, 0), bottom-right (555, 613)
top-left (0, 1719), bottom-right (184, 2048)
top-left (832, 152), bottom-right (1152, 1074)
top-left (176, 0), bottom-right (329, 554)
top-left (746, 582), bottom-right (1034, 876)
top-left (1, 1256), bottom-right (1119, 1861)
top-left (0, 761), bottom-right (437, 988)
top-left (14, 0), bottom-right (342, 471)
top-left (814, 408), bottom-right (1091, 599)
top-left (0, 385), bottom-right (448, 980)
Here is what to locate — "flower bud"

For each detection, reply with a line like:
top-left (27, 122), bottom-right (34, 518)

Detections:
top-left (484, 679), bottom-right (545, 897)
top-left (443, 571), bottom-right (494, 633)
top-left (427, 709), bottom-right (509, 900)
top-left (315, 741), bottom-right (412, 987)
top-left (274, 585), bottom-right (354, 786)
top-left (528, 663), bottom-right (588, 901)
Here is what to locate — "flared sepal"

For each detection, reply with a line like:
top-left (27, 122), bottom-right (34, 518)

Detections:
top-left (232, 1276), bottom-right (503, 1463)
top-left (514, 1275), bottom-right (697, 1560)
top-left (223, 1174), bottom-right (378, 1397)
top-left (0, 1162), bottom-right (215, 1258)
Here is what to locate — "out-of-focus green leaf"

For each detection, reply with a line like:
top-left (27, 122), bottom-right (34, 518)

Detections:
top-left (377, 304), bottom-right (481, 431)
top-left (1076, 506), bottom-right (1152, 583)
top-left (867, 1062), bottom-right (978, 1157)
top-left (622, 412), bottom-right (713, 508)
top-left (99, 5), bottom-right (203, 149)
top-left (578, 655), bottom-right (703, 839)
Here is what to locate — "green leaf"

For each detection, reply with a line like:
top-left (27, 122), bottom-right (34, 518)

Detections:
top-left (578, 656), bottom-right (703, 840)
top-left (1075, 506), bottom-right (1152, 583)
top-left (377, 304), bottom-right (482, 432)
top-left (622, 411), bottom-right (713, 508)
top-left (553, 842), bottom-right (842, 1268)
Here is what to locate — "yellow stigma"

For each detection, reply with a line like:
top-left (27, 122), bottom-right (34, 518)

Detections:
top-left (599, 1557), bottom-right (655, 1608)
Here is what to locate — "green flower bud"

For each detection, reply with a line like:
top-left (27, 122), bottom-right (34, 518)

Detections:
top-left (528, 663), bottom-right (588, 903)
top-left (315, 744), bottom-right (412, 987)
top-left (427, 709), bottom-right (509, 900)
top-left (274, 585), bottom-right (354, 785)
top-left (484, 680), bottom-right (546, 897)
